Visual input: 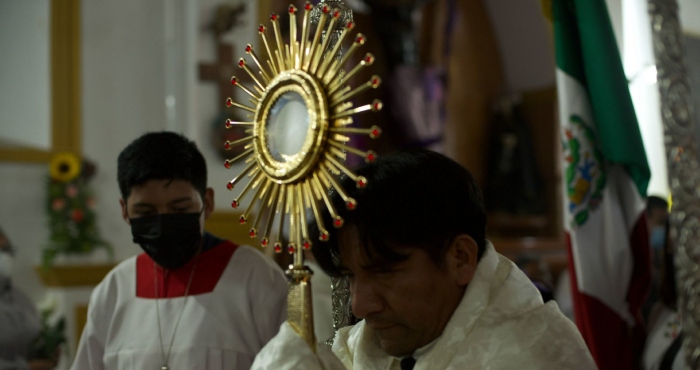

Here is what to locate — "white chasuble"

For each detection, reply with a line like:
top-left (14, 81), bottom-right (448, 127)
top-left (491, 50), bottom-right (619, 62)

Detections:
top-left (252, 242), bottom-right (597, 370)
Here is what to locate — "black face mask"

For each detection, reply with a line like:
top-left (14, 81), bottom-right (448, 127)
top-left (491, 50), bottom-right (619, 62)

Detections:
top-left (130, 211), bottom-right (203, 269)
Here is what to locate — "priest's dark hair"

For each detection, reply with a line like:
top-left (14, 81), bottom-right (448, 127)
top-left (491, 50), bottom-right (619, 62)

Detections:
top-left (117, 131), bottom-right (207, 200)
top-left (311, 149), bottom-right (486, 276)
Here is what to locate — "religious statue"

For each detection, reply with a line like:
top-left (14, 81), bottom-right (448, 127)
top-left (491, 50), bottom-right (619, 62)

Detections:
top-left (484, 95), bottom-right (546, 216)
top-left (362, 0), bottom-right (448, 152)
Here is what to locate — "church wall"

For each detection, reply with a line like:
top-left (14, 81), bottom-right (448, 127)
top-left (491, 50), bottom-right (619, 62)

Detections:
top-left (679, 0), bottom-right (700, 36)
top-left (1, 1), bottom-right (172, 367)
top-left (0, 0), bottom-right (171, 302)
top-left (481, 0), bottom-right (555, 93)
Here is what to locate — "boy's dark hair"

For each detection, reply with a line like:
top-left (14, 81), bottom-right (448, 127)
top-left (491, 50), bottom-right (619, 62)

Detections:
top-left (312, 149), bottom-right (487, 276)
top-left (117, 132), bottom-right (207, 200)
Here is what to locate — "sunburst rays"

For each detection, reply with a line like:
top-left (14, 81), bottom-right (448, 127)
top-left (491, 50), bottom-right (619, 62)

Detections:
top-left (222, 2), bottom-right (381, 259)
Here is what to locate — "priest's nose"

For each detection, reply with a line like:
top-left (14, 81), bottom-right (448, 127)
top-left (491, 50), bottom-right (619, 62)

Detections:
top-left (350, 279), bottom-right (384, 318)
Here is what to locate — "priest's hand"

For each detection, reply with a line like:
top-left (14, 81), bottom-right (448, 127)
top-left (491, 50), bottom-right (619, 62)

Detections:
top-left (251, 322), bottom-right (346, 370)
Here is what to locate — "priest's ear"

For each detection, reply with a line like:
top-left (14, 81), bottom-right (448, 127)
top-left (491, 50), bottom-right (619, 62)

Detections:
top-left (446, 234), bottom-right (479, 287)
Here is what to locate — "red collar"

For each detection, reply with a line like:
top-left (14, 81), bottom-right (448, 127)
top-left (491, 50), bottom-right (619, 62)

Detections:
top-left (136, 241), bottom-right (239, 298)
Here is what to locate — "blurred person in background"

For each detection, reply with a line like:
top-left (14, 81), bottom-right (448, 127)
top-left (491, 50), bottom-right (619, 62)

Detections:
top-left (642, 217), bottom-right (683, 370)
top-left (0, 228), bottom-right (59, 370)
top-left (643, 196), bottom-right (670, 322)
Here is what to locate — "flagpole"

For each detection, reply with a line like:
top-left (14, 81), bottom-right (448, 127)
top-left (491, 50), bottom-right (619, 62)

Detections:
top-left (647, 0), bottom-right (700, 366)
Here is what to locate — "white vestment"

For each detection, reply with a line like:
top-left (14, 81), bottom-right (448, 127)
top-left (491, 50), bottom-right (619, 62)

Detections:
top-left (642, 305), bottom-right (684, 370)
top-left (72, 244), bottom-right (287, 370)
top-left (252, 243), bottom-right (597, 370)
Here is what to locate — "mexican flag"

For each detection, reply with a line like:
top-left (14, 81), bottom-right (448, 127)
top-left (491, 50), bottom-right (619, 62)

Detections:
top-left (551, 0), bottom-right (652, 369)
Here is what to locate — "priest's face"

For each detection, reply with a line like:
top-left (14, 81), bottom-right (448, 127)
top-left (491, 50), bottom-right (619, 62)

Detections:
top-left (339, 228), bottom-right (478, 357)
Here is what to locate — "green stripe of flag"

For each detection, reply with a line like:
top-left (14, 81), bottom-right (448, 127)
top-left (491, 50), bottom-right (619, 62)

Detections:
top-left (553, 0), bottom-right (650, 196)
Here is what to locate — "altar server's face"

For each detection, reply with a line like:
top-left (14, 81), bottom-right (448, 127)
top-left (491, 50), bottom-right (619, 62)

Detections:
top-left (119, 179), bottom-right (214, 230)
top-left (339, 228), bottom-right (477, 357)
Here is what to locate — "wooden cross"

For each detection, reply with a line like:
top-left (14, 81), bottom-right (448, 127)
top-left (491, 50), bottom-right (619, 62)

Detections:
top-left (198, 42), bottom-right (245, 105)
top-left (198, 40), bottom-right (253, 158)
top-left (198, 3), bottom-right (249, 105)
top-left (197, 0), bottom-right (252, 159)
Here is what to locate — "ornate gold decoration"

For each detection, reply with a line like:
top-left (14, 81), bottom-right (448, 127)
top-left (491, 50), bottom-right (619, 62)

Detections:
top-left (286, 267), bottom-right (316, 349)
top-left (223, 2), bottom-right (381, 260)
top-left (223, 2), bottom-right (381, 351)
top-left (648, 0), bottom-right (700, 365)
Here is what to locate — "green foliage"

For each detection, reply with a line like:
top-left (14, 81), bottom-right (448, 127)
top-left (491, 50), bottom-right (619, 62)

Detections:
top-left (43, 161), bottom-right (113, 269)
top-left (31, 304), bottom-right (67, 360)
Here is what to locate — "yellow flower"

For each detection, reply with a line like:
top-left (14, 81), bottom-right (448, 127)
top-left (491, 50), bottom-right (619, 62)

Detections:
top-left (49, 152), bottom-right (81, 182)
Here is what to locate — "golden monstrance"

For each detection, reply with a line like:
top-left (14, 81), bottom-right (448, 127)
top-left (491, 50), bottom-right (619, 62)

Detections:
top-left (221, 1), bottom-right (381, 350)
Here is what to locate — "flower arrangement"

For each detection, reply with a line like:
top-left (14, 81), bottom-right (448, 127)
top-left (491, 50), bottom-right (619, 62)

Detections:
top-left (44, 152), bottom-right (112, 268)
top-left (30, 294), bottom-right (66, 363)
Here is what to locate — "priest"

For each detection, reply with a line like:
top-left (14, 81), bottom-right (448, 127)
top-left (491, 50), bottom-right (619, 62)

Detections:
top-left (252, 149), bottom-right (597, 370)
top-left (72, 132), bottom-right (288, 370)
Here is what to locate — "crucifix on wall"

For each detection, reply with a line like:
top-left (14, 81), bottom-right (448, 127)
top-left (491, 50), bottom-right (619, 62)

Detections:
top-left (198, 3), bottom-right (249, 158)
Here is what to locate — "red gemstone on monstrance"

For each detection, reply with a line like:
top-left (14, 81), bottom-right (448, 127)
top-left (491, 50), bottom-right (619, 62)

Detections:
top-left (225, 119), bottom-right (232, 128)
top-left (320, 231), bottom-right (329, 241)
top-left (274, 243), bottom-right (282, 253)
top-left (239, 215), bottom-right (246, 224)
top-left (288, 245), bottom-right (295, 254)
top-left (224, 160), bottom-right (231, 169)
top-left (231, 199), bottom-right (238, 208)
top-left (231, 77), bottom-right (237, 85)
top-left (227, 182), bottom-right (233, 190)
top-left (270, 13), bottom-right (278, 21)
top-left (238, 59), bottom-right (245, 67)
top-left (249, 228), bottom-right (257, 237)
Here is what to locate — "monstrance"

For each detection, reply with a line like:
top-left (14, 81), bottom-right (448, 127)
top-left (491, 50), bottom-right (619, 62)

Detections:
top-left (222, 1), bottom-right (381, 350)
